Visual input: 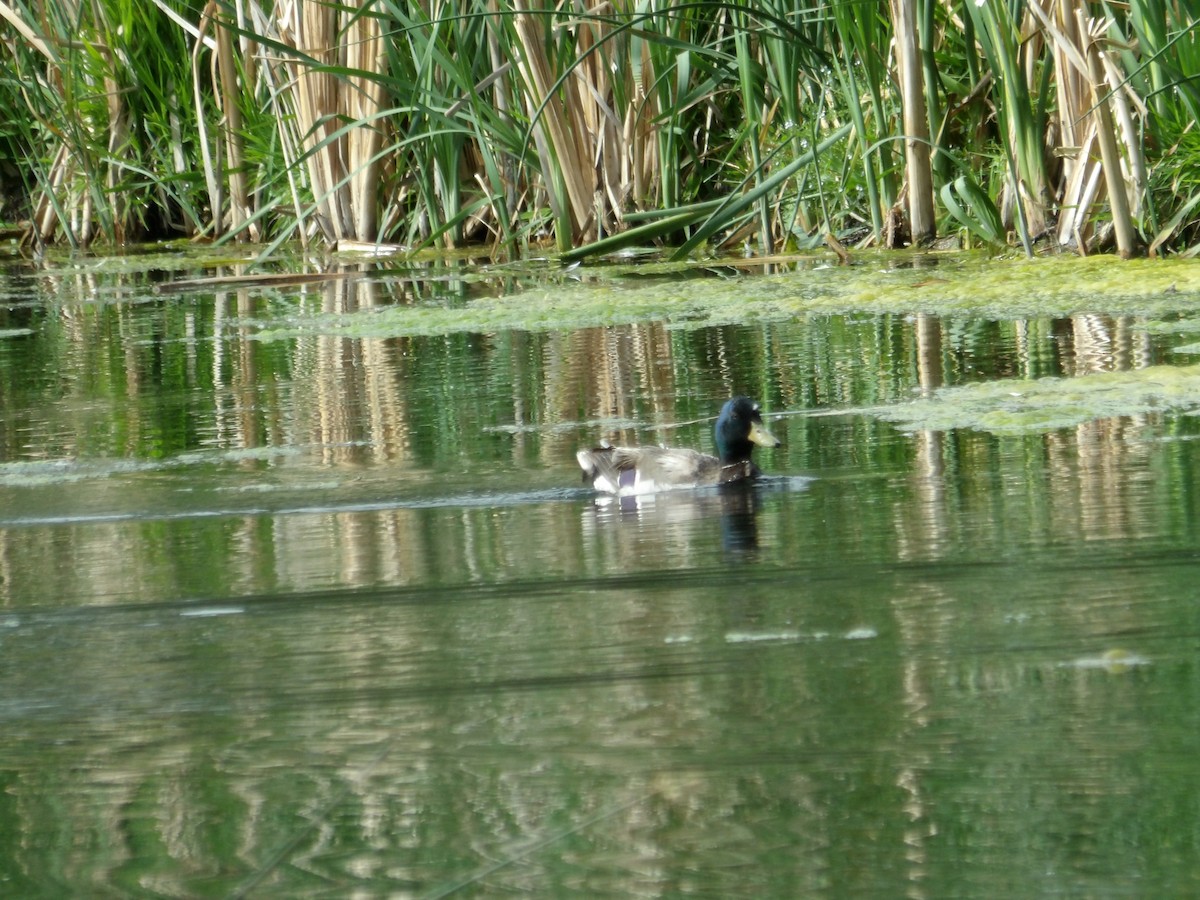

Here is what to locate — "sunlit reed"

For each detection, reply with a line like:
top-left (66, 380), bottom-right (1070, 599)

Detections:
top-left (0, 0), bottom-right (1197, 258)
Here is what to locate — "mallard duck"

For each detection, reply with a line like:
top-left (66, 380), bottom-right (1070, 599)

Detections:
top-left (576, 396), bottom-right (780, 495)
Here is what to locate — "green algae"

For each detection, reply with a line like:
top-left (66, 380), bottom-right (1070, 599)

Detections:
top-left (876, 364), bottom-right (1200, 435)
top-left (17, 246), bottom-right (1200, 439)
top-left (1136, 318), bottom-right (1200, 335)
top-left (246, 252), bottom-right (1200, 341)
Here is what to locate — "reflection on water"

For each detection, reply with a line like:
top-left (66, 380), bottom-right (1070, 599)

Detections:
top-left (2, 257), bottom-right (1200, 895)
top-left (581, 478), bottom-right (808, 562)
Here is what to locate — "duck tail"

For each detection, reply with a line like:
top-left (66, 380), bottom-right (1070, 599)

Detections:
top-left (575, 449), bottom-right (599, 483)
top-left (576, 446), bottom-right (624, 494)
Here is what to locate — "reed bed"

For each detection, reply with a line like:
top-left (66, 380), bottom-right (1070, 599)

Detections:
top-left (0, 0), bottom-right (1197, 258)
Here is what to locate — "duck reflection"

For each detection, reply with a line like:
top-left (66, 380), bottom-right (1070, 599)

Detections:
top-left (583, 481), bottom-right (766, 560)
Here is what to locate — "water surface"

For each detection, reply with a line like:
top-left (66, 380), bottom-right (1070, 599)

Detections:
top-left (2, 249), bottom-right (1200, 896)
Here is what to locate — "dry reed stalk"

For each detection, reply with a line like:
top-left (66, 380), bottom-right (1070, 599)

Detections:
top-left (1047, 5), bottom-right (1086, 167)
top-left (485, 0), bottom-right (519, 223)
top-left (246, 2), bottom-right (309, 239)
top-left (1046, 13), bottom-right (1145, 254)
top-left (344, 5), bottom-right (385, 239)
top-left (1100, 50), bottom-right (1147, 220)
top-left (511, 0), bottom-right (597, 241)
top-left (621, 35), bottom-right (658, 213)
top-left (3, 0), bottom-right (77, 245)
top-left (1031, 0), bottom-right (1094, 247)
top-left (1036, 2), bottom-right (1144, 255)
top-left (1016, 6), bottom-right (1047, 240)
top-left (890, 0), bottom-right (936, 243)
top-left (83, 18), bottom-right (128, 245)
top-left (31, 144), bottom-right (67, 242)
top-left (215, 9), bottom-right (254, 238)
top-left (193, 3), bottom-right (224, 235)
top-left (289, 0), bottom-right (350, 240)
top-left (0, 1), bottom-right (52, 57)
top-left (274, 0), bottom-right (385, 243)
top-left (571, 12), bottom-right (616, 234)
top-left (1077, 9), bottom-right (1137, 257)
top-left (581, 7), bottom-right (651, 235)
top-left (195, 0), bottom-right (265, 240)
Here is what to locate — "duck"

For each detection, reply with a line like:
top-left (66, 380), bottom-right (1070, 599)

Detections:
top-left (576, 396), bottom-right (781, 495)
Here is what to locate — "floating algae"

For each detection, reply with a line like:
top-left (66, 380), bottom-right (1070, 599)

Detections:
top-left (876, 364), bottom-right (1200, 434)
top-left (246, 252), bottom-right (1200, 341)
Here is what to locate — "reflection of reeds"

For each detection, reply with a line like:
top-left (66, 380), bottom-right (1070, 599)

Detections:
top-left (2, 1), bottom-right (1199, 254)
top-left (0, 258), bottom-right (1184, 605)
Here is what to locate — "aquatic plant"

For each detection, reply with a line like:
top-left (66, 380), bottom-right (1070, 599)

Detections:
top-left (0, 0), bottom-right (1198, 258)
top-left (877, 363), bottom-right (1200, 435)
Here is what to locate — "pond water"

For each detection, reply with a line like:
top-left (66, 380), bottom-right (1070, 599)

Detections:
top-left (2, 247), bottom-right (1200, 897)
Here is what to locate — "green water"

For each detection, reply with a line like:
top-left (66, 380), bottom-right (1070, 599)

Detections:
top-left (2, 249), bottom-right (1200, 897)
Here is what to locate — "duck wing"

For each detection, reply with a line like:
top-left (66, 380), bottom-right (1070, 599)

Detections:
top-left (576, 445), bottom-right (750, 495)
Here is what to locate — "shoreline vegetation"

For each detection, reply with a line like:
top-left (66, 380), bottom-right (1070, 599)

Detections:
top-left (0, 1), bottom-right (1196, 262)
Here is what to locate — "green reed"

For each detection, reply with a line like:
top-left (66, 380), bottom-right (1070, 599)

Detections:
top-left (1, 0), bottom-right (1198, 258)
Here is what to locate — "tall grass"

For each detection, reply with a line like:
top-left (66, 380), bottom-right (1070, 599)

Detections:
top-left (1, 0), bottom-right (206, 246)
top-left (1, 0), bottom-right (1198, 258)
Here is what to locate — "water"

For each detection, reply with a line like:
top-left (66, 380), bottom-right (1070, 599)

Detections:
top-left (2, 250), bottom-right (1200, 897)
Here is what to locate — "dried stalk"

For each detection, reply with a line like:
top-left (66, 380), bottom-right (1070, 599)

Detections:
top-left (512, 0), bottom-right (596, 242)
top-left (215, 7), bottom-right (253, 238)
top-left (344, 5), bottom-right (385, 238)
top-left (1077, 10), bottom-right (1137, 257)
top-left (890, 0), bottom-right (935, 243)
top-left (273, 0), bottom-right (385, 242)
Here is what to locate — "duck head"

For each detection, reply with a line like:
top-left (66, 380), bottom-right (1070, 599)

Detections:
top-left (715, 396), bottom-right (780, 464)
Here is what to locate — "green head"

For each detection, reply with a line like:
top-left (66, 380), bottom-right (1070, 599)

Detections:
top-left (715, 397), bottom-right (780, 464)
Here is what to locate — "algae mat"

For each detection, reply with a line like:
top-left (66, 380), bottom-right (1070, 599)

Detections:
top-left (228, 250), bottom-right (1200, 435)
top-left (245, 253), bottom-right (1200, 340)
top-left (145, 252), bottom-right (1195, 439)
top-left (875, 364), bottom-right (1200, 435)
